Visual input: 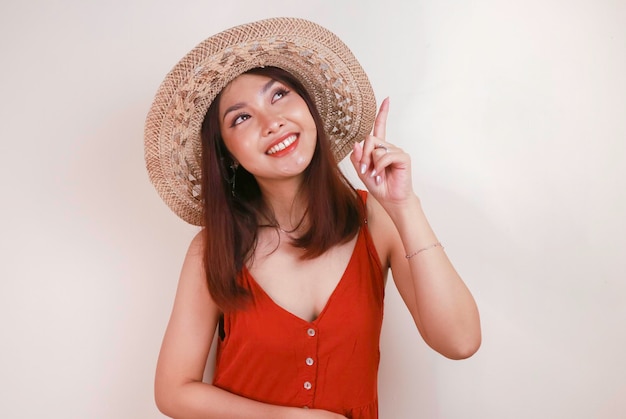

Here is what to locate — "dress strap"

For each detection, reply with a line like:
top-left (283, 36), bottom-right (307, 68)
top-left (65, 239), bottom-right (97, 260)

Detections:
top-left (355, 190), bottom-right (384, 276)
top-left (356, 189), bottom-right (369, 224)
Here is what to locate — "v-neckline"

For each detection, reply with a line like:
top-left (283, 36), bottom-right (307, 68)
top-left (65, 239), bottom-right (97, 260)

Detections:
top-left (243, 227), bottom-right (363, 325)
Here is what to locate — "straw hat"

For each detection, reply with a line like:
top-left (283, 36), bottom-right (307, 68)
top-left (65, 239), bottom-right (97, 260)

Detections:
top-left (144, 17), bottom-right (376, 225)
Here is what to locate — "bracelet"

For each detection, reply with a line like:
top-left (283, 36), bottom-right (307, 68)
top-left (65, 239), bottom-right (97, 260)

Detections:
top-left (405, 242), bottom-right (443, 259)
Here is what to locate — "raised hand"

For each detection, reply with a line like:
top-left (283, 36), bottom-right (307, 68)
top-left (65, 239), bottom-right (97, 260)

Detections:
top-left (350, 98), bottom-right (414, 206)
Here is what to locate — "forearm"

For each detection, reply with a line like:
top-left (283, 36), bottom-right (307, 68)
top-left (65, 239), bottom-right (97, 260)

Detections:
top-left (156, 380), bottom-right (310, 419)
top-left (386, 195), bottom-right (481, 359)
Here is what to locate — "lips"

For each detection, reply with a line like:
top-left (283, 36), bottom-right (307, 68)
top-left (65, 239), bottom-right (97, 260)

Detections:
top-left (266, 134), bottom-right (298, 156)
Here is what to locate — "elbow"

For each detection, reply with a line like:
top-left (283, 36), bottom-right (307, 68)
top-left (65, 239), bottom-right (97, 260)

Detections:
top-left (441, 328), bottom-right (482, 360)
top-left (444, 335), bottom-right (481, 360)
top-left (155, 377), bottom-right (207, 417)
top-left (154, 377), bottom-right (179, 417)
top-left (441, 310), bottom-right (482, 360)
top-left (423, 323), bottom-right (481, 360)
top-left (154, 386), bottom-right (171, 417)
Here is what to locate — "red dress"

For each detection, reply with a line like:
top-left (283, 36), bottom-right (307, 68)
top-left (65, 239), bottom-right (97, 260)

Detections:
top-left (213, 191), bottom-right (385, 418)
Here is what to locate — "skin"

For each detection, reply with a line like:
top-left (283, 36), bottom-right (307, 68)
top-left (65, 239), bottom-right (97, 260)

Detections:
top-left (154, 74), bottom-right (481, 419)
top-left (219, 74), bottom-right (318, 194)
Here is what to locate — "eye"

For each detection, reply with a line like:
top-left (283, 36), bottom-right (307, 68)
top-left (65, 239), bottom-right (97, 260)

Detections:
top-left (231, 113), bottom-right (250, 127)
top-left (272, 87), bottom-right (290, 103)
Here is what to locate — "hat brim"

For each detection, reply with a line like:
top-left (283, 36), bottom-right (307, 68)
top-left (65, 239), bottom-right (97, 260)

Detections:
top-left (144, 17), bottom-right (376, 225)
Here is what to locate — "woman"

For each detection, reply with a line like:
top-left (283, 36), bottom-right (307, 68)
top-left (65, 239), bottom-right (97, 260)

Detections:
top-left (145, 18), bottom-right (480, 419)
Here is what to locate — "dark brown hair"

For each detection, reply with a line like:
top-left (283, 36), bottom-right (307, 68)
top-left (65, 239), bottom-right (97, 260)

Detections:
top-left (200, 66), bottom-right (363, 311)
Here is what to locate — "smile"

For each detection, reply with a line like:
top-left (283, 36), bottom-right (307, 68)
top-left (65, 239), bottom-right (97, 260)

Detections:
top-left (266, 134), bottom-right (298, 155)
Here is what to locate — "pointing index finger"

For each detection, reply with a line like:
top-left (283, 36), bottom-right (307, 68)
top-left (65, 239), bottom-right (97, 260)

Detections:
top-left (372, 97), bottom-right (390, 140)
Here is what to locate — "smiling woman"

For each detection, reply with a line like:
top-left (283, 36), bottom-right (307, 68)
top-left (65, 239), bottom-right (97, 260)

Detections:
top-left (144, 17), bottom-right (480, 419)
top-left (198, 65), bottom-right (363, 315)
top-left (217, 70), bottom-right (318, 184)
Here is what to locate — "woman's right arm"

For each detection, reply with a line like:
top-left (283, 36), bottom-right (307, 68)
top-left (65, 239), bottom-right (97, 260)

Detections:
top-left (155, 232), bottom-right (345, 419)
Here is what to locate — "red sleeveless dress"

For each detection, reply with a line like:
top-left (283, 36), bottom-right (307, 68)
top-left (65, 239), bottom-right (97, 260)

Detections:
top-left (213, 191), bottom-right (385, 418)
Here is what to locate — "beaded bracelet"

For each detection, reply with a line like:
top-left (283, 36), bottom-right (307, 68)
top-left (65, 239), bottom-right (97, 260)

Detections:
top-left (405, 242), bottom-right (443, 259)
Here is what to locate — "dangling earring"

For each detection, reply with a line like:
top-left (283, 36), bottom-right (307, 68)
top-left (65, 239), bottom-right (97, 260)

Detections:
top-left (229, 161), bottom-right (239, 196)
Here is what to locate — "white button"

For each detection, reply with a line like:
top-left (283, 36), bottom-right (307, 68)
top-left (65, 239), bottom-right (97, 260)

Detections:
top-left (305, 357), bottom-right (314, 366)
top-left (304, 381), bottom-right (312, 390)
top-left (307, 328), bottom-right (316, 337)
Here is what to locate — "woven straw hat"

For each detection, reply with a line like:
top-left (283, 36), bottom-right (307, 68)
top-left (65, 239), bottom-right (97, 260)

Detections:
top-left (144, 17), bottom-right (376, 225)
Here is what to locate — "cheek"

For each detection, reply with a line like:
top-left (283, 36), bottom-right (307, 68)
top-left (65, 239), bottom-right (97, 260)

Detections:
top-left (222, 133), bottom-right (259, 167)
top-left (221, 127), bottom-right (248, 153)
top-left (221, 135), bottom-right (235, 154)
top-left (292, 107), bottom-right (317, 137)
top-left (304, 111), bottom-right (318, 134)
top-left (221, 138), bottom-right (243, 164)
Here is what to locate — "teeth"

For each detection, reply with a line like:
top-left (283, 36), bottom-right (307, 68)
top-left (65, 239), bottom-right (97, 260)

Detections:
top-left (267, 135), bottom-right (297, 155)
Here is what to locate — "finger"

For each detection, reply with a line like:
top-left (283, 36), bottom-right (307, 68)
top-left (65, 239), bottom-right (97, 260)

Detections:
top-left (372, 97), bottom-right (390, 140)
top-left (369, 150), bottom-right (393, 179)
top-left (349, 141), bottom-right (364, 172)
top-left (351, 140), bottom-right (383, 187)
top-left (358, 134), bottom-right (380, 175)
top-left (360, 98), bottom-right (390, 174)
top-left (370, 147), bottom-right (392, 186)
top-left (371, 147), bottom-right (410, 185)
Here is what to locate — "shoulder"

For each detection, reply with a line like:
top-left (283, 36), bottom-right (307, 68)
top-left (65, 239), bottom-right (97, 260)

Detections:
top-left (359, 189), bottom-right (388, 226)
top-left (178, 230), bottom-right (209, 291)
top-left (172, 229), bottom-right (220, 323)
top-left (188, 230), bottom-right (205, 254)
top-left (361, 190), bottom-right (399, 270)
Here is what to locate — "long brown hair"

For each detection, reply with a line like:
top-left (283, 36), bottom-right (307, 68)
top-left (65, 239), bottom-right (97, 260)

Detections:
top-left (200, 66), bottom-right (363, 311)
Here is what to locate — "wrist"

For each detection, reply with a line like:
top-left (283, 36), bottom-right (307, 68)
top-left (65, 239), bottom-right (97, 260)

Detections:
top-left (382, 193), bottom-right (422, 227)
top-left (385, 195), bottom-right (440, 249)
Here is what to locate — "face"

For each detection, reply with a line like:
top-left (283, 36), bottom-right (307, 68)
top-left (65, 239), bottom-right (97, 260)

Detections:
top-left (218, 73), bottom-right (317, 188)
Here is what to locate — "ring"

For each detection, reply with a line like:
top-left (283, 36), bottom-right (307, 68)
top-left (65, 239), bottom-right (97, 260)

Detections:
top-left (374, 143), bottom-right (388, 153)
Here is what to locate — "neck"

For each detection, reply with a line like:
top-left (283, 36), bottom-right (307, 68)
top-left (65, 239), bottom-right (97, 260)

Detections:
top-left (257, 178), bottom-right (308, 232)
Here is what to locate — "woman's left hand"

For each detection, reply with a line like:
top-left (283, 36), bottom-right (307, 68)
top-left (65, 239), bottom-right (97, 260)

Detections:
top-left (350, 98), bottom-right (414, 206)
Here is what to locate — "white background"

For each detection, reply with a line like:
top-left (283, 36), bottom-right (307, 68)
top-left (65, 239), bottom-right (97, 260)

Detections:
top-left (1, 0), bottom-right (625, 418)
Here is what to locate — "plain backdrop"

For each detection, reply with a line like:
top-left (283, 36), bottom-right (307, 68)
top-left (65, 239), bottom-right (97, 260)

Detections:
top-left (1, 0), bottom-right (625, 418)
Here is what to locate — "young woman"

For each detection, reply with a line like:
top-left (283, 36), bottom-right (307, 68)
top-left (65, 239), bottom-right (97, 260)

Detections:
top-left (145, 18), bottom-right (480, 419)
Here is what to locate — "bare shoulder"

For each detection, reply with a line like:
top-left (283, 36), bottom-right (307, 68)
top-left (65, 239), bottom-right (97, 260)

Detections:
top-left (364, 192), bottom-right (400, 270)
top-left (167, 229), bottom-right (219, 323)
top-left (187, 230), bottom-right (206, 255)
top-left (179, 231), bottom-right (208, 276)
top-left (178, 230), bottom-right (211, 295)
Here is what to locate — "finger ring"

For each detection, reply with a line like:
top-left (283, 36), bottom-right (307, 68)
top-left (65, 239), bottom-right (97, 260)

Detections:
top-left (374, 143), bottom-right (388, 153)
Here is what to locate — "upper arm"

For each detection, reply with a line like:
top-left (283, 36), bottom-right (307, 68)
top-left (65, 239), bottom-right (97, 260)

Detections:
top-left (366, 196), bottom-right (424, 331)
top-left (155, 231), bottom-right (221, 400)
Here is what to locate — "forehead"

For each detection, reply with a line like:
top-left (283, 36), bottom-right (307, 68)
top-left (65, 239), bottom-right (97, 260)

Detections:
top-left (219, 74), bottom-right (274, 105)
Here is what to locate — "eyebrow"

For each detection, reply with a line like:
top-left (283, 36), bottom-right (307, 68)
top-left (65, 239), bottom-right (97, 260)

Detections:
top-left (221, 79), bottom-right (277, 122)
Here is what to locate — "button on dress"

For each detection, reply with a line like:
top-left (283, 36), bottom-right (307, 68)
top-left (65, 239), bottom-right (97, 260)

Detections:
top-left (213, 191), bottom-right (385, 418)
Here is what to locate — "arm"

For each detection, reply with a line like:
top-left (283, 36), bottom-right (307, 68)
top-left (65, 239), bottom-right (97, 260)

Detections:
top-left (349, 98), bottom-right (481, 360)
top-left (155, 232), bottom-right (347, 418)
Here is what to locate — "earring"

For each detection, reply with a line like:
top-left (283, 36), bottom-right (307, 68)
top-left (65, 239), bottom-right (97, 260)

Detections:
top-left (229, 161), bottom-right (239, 196)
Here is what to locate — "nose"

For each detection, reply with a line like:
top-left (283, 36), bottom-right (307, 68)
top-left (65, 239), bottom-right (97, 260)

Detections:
top-left (261, 112), bottom-right (285, 136)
